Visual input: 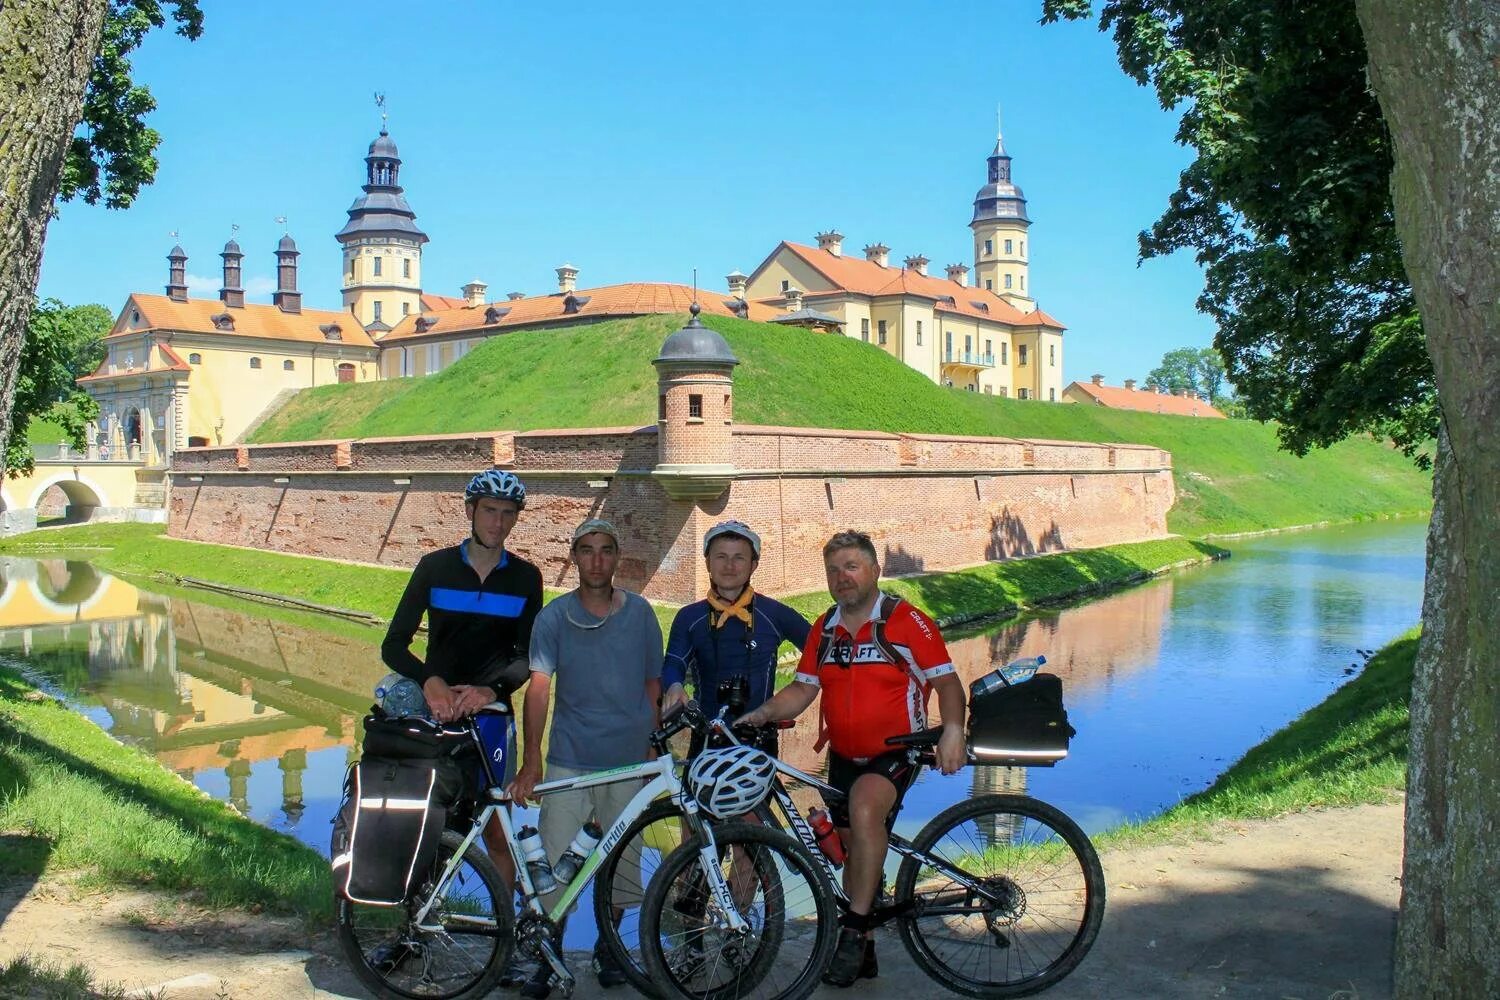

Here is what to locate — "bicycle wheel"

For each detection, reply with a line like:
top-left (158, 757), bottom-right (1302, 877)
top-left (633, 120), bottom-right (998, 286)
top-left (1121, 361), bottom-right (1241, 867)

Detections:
top-left (335, 828), bottom-right (515, 1000)
top-left (893, 794), bottom-right (1104, 998)
top-left (639, 821), bottom-right (838, 1000)
top-left (594, 797), bottom-right (692, 998)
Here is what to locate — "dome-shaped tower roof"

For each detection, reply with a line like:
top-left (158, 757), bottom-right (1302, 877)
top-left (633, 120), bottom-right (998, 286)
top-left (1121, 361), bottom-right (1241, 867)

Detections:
top-left (277, 234), bottom-right (298, 253)
top-left (654, 304), bottom-right (739, 367)
top-left (368, 129), bottom-right (399, 157)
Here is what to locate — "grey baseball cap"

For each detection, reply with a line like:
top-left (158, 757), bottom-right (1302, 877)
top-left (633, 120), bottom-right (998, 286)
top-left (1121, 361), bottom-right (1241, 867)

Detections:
top-left (703, 519), bottom-right (761, 558)
top-left (571, 517), bottom-right (619, 546)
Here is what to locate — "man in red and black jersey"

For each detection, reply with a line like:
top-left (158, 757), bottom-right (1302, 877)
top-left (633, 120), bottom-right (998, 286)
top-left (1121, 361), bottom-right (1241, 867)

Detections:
top-left (737, 530), bottom-right (966, 986)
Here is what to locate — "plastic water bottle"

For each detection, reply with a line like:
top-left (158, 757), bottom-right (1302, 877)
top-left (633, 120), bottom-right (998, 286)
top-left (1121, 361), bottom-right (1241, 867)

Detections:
top-left (374, 673), bottom-right (429, 718)
top-left (552, 820), bottom-right (602, 885)
top-left (518, 826), bottom-right (557, 894)
top-left (971, 655), bottom-right (1047, 699)
top-left (808, 808), bottom-right (846, 865)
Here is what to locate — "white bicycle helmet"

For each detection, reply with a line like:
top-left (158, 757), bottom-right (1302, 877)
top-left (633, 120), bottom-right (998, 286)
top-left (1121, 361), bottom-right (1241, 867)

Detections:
top-left (686, 745), bottom-right (777, 819)
top-left (465, 470), bottom-right (526, 509)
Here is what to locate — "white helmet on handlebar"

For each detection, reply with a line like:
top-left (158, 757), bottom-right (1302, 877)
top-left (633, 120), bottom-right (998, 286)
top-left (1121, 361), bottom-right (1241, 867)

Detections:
top-left (686, 745), bottom-right (776, 819)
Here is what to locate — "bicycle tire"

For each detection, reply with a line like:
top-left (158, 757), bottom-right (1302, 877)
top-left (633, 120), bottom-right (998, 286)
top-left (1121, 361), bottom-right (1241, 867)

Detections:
top-left (639, 821), bottom-right (838, 1000)
top-left (593, 797), bottom-right (693, 998)
top-left (335, 828), bottom-right (515, 1000)
top-left (893, 793), bottom-right (1104, 998)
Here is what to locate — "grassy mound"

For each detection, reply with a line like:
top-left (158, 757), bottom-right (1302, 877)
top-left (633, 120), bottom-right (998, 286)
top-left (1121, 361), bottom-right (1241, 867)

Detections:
top-left (250, 315), bottom-right (1430, 537)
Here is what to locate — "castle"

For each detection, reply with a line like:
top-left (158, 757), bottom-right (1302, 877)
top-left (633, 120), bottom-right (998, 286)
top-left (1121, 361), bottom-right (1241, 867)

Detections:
top-left (81, 124), bottom-right (1065, 462)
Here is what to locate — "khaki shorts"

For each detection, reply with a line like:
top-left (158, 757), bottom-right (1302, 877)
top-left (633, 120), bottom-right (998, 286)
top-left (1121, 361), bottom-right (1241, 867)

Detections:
top-left (538, 762), bottom-right (650, 911)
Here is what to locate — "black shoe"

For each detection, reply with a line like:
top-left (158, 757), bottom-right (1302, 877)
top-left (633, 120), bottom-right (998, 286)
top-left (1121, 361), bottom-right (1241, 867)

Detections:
top-left (821, 928), bottom-right (866, 988)
top-left (519, 964), bottom-right (552, 999)
top-left (369, 939), bottom-right (417, 975)
top-left (499, 954), bottom-right (533, 989)
top-left (861, 938), bottom-right (878, 979)
top-left (593, 942), bottom-right (628, 989)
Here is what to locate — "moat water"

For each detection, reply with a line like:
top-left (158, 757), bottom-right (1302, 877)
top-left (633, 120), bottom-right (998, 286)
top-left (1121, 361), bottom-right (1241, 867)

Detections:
top-left (0, 518), bottom-right (1425, 860)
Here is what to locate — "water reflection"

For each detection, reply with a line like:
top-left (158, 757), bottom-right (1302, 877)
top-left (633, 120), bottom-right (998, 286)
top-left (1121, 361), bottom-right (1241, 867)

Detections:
top-left (0, 519), bottom-right (1428, 853)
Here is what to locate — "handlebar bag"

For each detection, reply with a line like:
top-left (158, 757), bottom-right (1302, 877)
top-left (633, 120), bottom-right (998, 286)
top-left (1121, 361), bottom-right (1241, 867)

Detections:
top-left (333, 756), bottom-right (447, 906)
top-left (967, 672), bottom-right (1076, 766)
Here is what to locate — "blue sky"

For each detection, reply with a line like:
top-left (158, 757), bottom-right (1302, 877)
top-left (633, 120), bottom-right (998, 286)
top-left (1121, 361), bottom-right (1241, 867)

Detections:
top-left (37, 0), bottom-right (1217, 387)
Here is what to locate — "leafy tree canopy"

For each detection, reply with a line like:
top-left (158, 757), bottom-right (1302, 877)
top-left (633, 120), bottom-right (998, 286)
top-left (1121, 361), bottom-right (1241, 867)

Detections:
top-left (58, 1), bottom-right (203, 210)
top-left (6, 299), bottom-right (109, 477)
top-left (1145, 346), bottom-right (1229, 404)
top-left (1042, 0), bottom-right (1435, 467)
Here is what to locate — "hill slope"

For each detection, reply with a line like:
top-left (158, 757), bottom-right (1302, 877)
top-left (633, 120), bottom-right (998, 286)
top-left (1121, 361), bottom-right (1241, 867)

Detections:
top-left (249, 314), bottom-right (1430, 536)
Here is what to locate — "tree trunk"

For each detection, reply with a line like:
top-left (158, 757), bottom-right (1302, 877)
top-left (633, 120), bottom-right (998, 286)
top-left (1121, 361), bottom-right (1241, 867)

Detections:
top-left (0, 0), bottom-right (108, 474)
top-left (1356, 1), bottom-right (1500, 996)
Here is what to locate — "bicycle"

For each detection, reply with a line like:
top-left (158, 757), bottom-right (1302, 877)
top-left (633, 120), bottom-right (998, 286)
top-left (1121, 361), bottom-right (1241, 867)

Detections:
top-left (333, 703), bottom-right (839, 1000)
top-left (598, 703), bottom-right (1105, 999)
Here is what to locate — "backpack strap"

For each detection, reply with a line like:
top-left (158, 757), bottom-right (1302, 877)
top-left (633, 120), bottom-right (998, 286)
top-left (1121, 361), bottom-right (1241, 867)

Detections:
top-left (813, 605), bottom-right (836, 753)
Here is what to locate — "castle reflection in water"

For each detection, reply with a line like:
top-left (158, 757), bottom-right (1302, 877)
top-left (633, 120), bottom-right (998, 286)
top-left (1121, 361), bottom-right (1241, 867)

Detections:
top-left (0, 556), bottom-right (1168, 849)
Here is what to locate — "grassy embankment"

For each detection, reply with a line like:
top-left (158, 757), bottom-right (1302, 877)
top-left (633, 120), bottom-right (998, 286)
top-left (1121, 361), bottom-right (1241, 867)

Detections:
top-left (0, 665), bottom-right (331, 921)
top-left (251, 314), bottom-right (1432, 538)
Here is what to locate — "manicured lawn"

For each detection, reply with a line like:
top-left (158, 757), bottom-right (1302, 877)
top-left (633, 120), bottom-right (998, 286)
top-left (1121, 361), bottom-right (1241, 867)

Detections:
top-left (0, 667), bottom-right (331, 920)
top-left (249, 314), bottom-right (1431, 537)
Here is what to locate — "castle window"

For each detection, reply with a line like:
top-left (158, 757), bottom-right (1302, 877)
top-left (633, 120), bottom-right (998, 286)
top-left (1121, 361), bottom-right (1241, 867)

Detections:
top-left (1049, 344), bottom-right (1056, 366)
top-left (427, 344), bottom-right (440, 373)
top-left (983, 239), bottom-right (993, 256)
top-left (1004, 274), bottom-right (1014, 289)
top-left (658, 394), bottom-right (667, 421)
top-left (1001, 342), bottom-right (1009, 365)
top-left (337, 363), bottom-right (356, 384)
top-left (1020, 241), bottom-right (1026, 257)
top-left (861, 318), bottom-right (870, 342)
top-left (965, 335), bottom-right (973, 356)
top-left (373, 301), bottom-right (383, 321)
top-left (249, 357), bottom-right (262, 369)
top-left (1049, 387), bottom-right (1057, 401)
top-left (724, 394), bottom-right (731, 421)
top-left (1018, 345), bottom-right (1029, 366)
top-left (1019, 387), bottom-right (1030, 400)
top-left (985, 339), bottom-right (993, 358)
top-left (781, 280), bottom-right (789, 292)
top-left (1021, 275), bottom-right (1026, 291)
top-left (1004, 239), bottom-right (1013, 254)
top-left (998, 386), bottom-right (1008, 398)
top-left (915, 320), bottom-right (922, 345)
top-left (985, 280), bottom-right (993, 291)
top-left (374, 256), bottom-right (383, 277)
top-left (402, 301), bottom-right (411, 316)
top-left (403, 258), bottom-right (411, 279)
top-left (945, 331), bottom-right (952, 357)
top-left (283, 359), bottom-right (295, 371)
top-left (688, 394), bottom-right (703, 419)
top-left (321, 324), bottom-right (343, 341)
top-left (877, 320), bottom-right (887, 345)
top-left (188, 353), bottom-right (201, 364)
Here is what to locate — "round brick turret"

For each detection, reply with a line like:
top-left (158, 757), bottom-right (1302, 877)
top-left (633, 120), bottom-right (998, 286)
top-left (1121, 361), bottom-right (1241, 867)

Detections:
top-left (652, 304), bottom-right (738, 500)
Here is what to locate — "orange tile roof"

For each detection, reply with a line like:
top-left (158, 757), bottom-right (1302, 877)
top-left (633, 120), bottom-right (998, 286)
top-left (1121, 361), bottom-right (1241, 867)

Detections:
top-left (422, 293), bottom-right (469, 311)
top-left (381, 282), bottom-right (774, 343)
top-left (108, 294), bottom-right (377, 348)
top-left (1066, 380), bottom-right (1225, 418)
top-left (763, 243), bottom-right (1066, 330)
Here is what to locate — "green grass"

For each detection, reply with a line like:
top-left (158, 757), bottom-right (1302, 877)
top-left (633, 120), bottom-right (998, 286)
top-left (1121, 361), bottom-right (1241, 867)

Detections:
top-left (0, 953), bottom-right (142, 1000)
top-left (0, 666), bottom-right (331, 920)
top-left (25, 419), bottom-right (69, 446)
top-left (249, 313), bottom-right (1432, 537)
top-left (782, 536), bottom-right (1226, 626)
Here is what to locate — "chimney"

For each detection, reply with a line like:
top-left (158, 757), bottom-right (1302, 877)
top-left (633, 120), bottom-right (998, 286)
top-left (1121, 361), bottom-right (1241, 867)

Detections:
top-left (219, 239), bottom-right (244, 308)
top-left (507, 291), bottom-right (526, 301)
top-left (903, 254), bottom-right (930, 276)
top-left (273, 235), bottom-right (302, 313)
top-left (725, 270), bottom-right (748, 300)
top-left (166, 244), bottom-right (188, 301)
top-left (1090, 374), bottom-right (1104, 386)
top-left (784, 286), bottom-right (804, 313)
top-left (863, 242), bottom-right (890, 268)
top-left (462, 279), bottom-right (488, 307)
top-left (945, 263), bottom-right (969, 285)
top-left (815, 230), bottom-right (844, 256)
top-left (1124, 378), bottom-right (1136, 391)
top-left (556, 263), bottom-right (578, 294)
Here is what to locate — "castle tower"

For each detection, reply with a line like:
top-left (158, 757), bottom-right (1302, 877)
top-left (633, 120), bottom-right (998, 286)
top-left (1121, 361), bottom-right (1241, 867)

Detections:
top-left (969, 121), bottom-right (1034, 309)
top-left (335, 126), bottom-right (428, 333)
top-left (652, 304), bottom-right (738, 500)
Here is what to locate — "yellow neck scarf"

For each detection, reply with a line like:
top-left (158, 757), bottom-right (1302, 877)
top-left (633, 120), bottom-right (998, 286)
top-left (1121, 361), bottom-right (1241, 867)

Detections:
top-left (707, 586), bottom-right (754, 628)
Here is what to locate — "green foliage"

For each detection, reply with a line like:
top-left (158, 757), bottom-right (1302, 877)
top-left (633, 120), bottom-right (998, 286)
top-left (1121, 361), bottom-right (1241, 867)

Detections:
top-left (251, 314), bottom-right (1431, 537)
top-left (0, 953), bottom-right (135, 1000)
top-left (1041, 0), bottom-right (1434, 468)
top-left (0, 667), bottom-right (331, 919)
top-left (7, 299), bottom-right (109, 477)
top-left (57, 1), bottom-right (204, 210)
top-left (1145, 345), bottom-right (1228, 404)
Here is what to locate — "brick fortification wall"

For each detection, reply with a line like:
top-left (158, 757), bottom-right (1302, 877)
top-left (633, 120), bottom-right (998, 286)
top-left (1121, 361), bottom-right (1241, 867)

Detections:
top-left (169, 425), bottom-right (1174, 602)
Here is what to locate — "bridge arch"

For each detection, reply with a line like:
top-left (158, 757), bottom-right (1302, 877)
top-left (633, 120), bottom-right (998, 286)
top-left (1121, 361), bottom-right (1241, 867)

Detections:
top-left (26, 473), bottom-right (107, 523)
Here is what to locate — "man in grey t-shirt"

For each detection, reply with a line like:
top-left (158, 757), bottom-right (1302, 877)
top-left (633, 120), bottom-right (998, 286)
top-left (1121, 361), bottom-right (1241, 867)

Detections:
top-left (508, 517), bottom-right (662, 997)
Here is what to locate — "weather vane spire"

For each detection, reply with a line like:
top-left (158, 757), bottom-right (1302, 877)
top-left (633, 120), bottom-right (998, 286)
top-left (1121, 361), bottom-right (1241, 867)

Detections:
top-left (374, 92), bottom-right (388, 132)
top-left (996, 102), bottom-right (1004, 142)
top-left (275, 215), bottom-right (288, 233)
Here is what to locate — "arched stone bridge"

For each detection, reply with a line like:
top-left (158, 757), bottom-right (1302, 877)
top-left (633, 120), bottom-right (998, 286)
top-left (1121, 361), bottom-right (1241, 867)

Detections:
top-left (0, 458), bottom-right (167, 535)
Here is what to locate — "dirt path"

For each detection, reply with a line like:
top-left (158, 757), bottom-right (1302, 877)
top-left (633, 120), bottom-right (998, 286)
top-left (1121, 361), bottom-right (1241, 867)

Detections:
top-left (0, 800), bottom-right (1403, 999)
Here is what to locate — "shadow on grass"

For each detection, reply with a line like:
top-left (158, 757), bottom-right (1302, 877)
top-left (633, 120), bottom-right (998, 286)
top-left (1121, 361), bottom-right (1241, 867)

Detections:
top-left (0, 740), bottom-right (48, 928)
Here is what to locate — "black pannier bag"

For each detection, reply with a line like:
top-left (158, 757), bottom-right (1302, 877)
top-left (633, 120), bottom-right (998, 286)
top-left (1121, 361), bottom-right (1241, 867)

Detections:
top-left (331, 713), bottom-right (475, 906)
top-left (967, 672), bottom-right (1076, 766)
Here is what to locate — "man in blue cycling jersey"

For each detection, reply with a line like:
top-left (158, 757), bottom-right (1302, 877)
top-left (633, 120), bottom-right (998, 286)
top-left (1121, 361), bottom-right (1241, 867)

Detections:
top-left (661, 520), bottom-right (810, 756)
